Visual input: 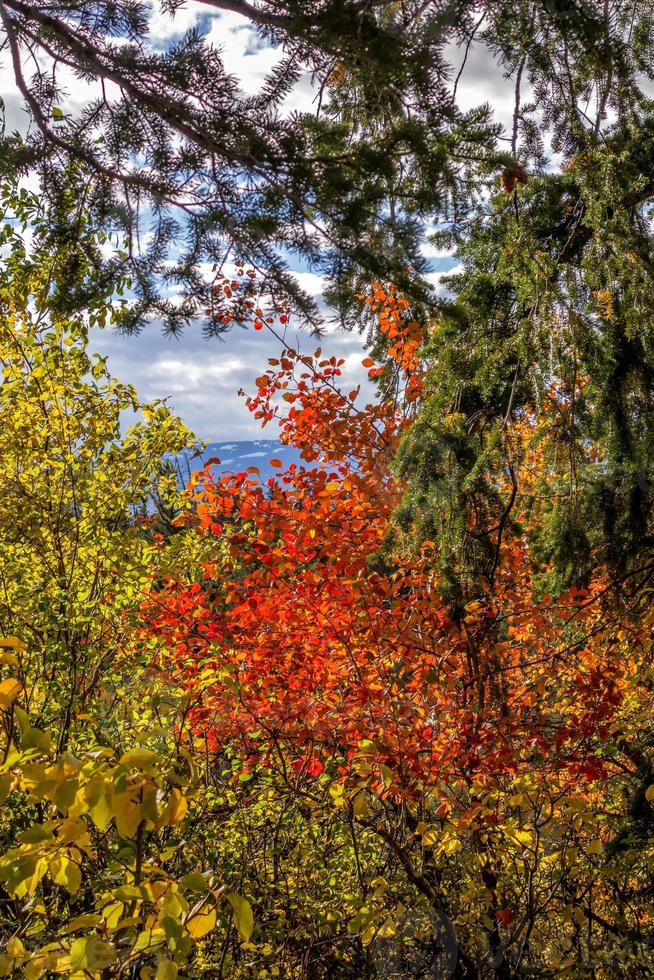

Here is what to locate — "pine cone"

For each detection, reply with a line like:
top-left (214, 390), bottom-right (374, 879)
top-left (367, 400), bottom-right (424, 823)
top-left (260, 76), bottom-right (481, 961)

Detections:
top-left (500, 163), bottom-right (529, 193)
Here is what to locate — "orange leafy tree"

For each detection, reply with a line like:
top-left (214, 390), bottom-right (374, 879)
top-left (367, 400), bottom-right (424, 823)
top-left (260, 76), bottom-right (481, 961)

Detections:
top-left (142, 288), bottom-right (654, 976)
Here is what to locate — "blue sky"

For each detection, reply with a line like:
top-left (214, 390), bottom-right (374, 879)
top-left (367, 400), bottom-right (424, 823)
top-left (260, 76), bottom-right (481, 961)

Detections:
top-left (0, 2), bottom-right (516, 442)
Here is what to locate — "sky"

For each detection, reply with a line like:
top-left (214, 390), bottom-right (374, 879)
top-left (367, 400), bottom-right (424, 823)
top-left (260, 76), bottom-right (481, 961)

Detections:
top-left (0, 2), bottom-right (518, 442)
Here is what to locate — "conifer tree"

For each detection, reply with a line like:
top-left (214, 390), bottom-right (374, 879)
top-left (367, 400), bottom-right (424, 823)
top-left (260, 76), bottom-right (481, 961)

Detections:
top-left (0, 0), bottom-right (641, 332)
top-left (394, 90), bottom-right (654, 593)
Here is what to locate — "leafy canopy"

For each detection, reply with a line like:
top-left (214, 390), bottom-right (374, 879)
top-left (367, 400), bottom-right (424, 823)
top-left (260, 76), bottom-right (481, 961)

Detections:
top-left (0, 179), bottom-right (256, 979)
top-left (142, 289), bottom-right (654, 977)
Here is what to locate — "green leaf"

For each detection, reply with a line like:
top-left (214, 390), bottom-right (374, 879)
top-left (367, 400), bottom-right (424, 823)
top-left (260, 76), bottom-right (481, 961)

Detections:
top-left (133, 927), bottom-right (166, 952)
top-left (179, 872), bottom-right (211, 892)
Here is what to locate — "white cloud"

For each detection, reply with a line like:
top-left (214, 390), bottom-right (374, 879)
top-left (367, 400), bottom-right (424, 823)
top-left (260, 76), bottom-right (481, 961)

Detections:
top-left (290, 271), bottom-right (325, 297)
top-left (148, 1), bottom-right (207, 43)
top-left (90, 317), bottom-right (376, 441)
top-left (206, 12), bottom-right (281, 93)
top-left (425, 264), bottom-right (462, 293)
top-left (447, 40), bottom-right (516, 136)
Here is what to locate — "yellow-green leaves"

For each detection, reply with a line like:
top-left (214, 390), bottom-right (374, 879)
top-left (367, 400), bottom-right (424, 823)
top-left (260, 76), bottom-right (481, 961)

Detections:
top-left (0, 936), bottom-right (27, 977)
top-left (69, 936), bottom-right (116, 971)
top-left (0, 690), bottom-right (228, 977)
top-left (0, 184), bottom-right (223, 980)
top-left (0, 774), bottom-right (13, 805)
top-left (227, 893), bottom-right (254, 941)
top-left (156, 961), bottom-right (179, 980)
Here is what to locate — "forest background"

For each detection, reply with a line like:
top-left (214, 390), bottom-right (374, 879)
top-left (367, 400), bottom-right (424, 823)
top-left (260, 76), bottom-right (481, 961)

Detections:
top-left (0, 2), bottom-right (653, 978)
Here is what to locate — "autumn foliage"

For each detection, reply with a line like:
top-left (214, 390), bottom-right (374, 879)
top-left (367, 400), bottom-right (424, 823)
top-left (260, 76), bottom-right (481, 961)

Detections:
top-left (2, 196), bottom-right (654, 976)
top-left (140, 287), bottom-right (654, 975)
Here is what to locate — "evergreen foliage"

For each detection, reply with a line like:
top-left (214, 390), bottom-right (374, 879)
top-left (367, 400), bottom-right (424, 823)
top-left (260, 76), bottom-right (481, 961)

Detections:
top-left (0, 0), bottom-right (642, 332)
top-left (392, 19), bottom-right (654, 591)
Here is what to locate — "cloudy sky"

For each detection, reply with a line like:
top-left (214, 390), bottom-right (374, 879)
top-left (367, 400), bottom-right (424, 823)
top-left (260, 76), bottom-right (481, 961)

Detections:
top-left (1, 2), bottom-right (516, 442)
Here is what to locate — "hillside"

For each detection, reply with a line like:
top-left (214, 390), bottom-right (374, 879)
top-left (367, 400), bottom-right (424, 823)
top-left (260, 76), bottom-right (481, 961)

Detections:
top-left (176, 439), bottom-right (306, 484)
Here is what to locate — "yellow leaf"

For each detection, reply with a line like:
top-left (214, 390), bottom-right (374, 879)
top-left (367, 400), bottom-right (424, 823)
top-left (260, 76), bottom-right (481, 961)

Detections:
top-left (100, 901), bottom-right (124, 930)
top-left (111, 791), bottom-right (143, 839)
top-left (0, 679), bottom-right (22, 709)
top-left (566, 795), bottom-right (588, 812)
top-left (646, 784), bottom-right (654, 804)
top-left (0, 637), bottom-right (25, 652)
top-left (159, 788), bottom-right (187, 828)
top-left (0, 774), bottom-right (14, 805)
top-left (40, 951), bottom-right (70, 975)
top-left (14, 857), bottom-right (47, 898)
top-left (586, 839), bottom-right (604, 856)
top-left (0, 653), bottom-right (19, 668)
top-left (51, 855), bottom-right (82, 894)
top-left (53, 779), bottom-right (78, 813)
top-left (24, 960), bottom-right (46, 980)
top-left (156, 961), bottom-right (179, 980)
top-left (507, 829), bottom-right (532, 848)
top-left (353, 794), bottom-right (371, 819)
top-left (186, 907), bottom-right (216, 939)
top-left (85, 780), bottom-right (113, 831)
top-left (0, 956), bottom-right (15, 979)
top-left (57, 817), bottom-right (88, 847)
top-left (421, 826), bottom-right (440, 847)
top-left (119, 748), bottom-right (159, 768)
top-left (227, 893), bottom-right (254, 941)
top-left (5, 938), bottom-right (24, 958)
top-left (62, 914), bottom-right (102, 934)
top-left (69, 936), bottom-right (117, 971)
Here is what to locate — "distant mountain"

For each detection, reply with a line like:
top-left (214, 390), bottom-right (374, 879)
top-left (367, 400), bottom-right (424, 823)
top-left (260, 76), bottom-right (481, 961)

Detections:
top-left (176, 439), bottom-right (306, 483)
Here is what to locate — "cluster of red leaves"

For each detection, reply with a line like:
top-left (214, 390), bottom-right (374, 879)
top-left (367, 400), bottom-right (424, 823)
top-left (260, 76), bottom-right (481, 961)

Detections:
top-left (361, 282), bottom-right (425, 403)
top-left (207, 265), bottom-right (291, 330)
top-left (142, 289), bottom-right (643, 803)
